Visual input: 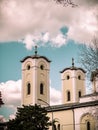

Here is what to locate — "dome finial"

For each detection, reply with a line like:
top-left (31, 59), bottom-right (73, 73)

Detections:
top-left (72, 58), bottom-right (74, 67)
top-left (35, 45), bottom-right (37, 55)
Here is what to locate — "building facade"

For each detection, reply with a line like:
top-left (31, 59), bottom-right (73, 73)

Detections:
top-left (21, 48), bottom-right (98, 130)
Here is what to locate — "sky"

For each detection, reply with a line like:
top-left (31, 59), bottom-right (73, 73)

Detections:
top-left (0, 0), bottom-right (98, 121)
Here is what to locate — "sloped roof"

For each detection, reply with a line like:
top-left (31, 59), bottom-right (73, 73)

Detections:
top-left (80, 92), bottom-right (98, 98)
top-left (46, 100), bottom-right (98, 112)
top-left (60, 66), bottom-right (86, 73)
top-left (20, 54), bottom-right (51, 63)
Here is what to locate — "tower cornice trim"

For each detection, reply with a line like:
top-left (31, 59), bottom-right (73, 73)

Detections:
top-left (60, 67), bottom-right (86, 73)
top-left (20, 55), bottom-right (51, 63)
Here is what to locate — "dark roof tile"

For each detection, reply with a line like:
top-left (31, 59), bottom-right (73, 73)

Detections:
top-left (21, 55), bottom-right (51, 63)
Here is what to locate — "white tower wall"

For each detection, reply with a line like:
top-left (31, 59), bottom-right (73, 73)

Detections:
top-left (21, 55), bottom-right (50, 106)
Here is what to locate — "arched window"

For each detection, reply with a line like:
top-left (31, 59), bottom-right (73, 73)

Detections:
top-left (27, 65), bottom-right (30, 70)
top-left (67, 91), bottom-right (71, 101)
top-left (80, 114), bottom-right (94, 130)
top-left (78, 75), bottom-right (81, 80)
top-left (27, 83), bottom-right (31, 95)
top-left (67, 75), bottom-right (70, 80)
top-left (87, 121), bottom-right (90, 130)
top-left (40, 83), bottom-right (44, 94)
top-left (58, 124), bottom-right (60, 130)
top-left (79, 91), bottom-right (81, 98)
top-left (40, 65), bottom-right (44, 70)
top-left (53, 124), bottom-right (56, 130)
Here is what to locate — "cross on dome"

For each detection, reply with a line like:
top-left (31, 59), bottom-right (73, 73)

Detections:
top-left (72, 58), bottom-right (74, 67)
top-left (34, 45), bottom-right (37, 55)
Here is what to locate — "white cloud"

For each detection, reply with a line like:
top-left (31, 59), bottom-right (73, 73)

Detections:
top-left (51, 33), bottom-right (67, 47)
top-left (22, 32), bottom-right (67, 50)
top-left (42, 32), bottom-right (50, 43)
top-left (50, 87), bottom-right (62, 105)
top-left (67, 7), bottom-right (98, 44)
top-left (0, 80), bottom-right (21, 107)
top-left (9, 114), bottom-right (15, 120)
top-left (22, 34), bottom-right (36, 50)
top-left (0, 0), bottom-right (98, 47)
top-left (0, 115), bottom-right (6, 122)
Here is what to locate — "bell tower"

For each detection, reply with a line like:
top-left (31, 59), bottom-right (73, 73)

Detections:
top-left (60, 58), bottom-right (86, 104)
top-left (21, 46), bottom-right (51, 106)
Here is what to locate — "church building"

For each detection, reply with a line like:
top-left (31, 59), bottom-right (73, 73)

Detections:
top-left (21, 47), bottom-right (98, 130)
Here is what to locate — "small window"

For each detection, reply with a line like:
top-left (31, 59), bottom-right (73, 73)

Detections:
top-left (67, 75), bottom-right (70, 80)
top-left (78, 75), bottom-right (81, 80)
top-left (40, 65), bottom-right (44, 70)
top-left (58, 124), bottom-right (60, 130)
top-left (79, 91), bottom-right (81, 98)
top-left (67, 91), bottom-right (71, 101)
top-left (53, 124), bottom-right (56, 130)
top-left (27, 65), bottom-right (30, 70)
top-left (87, 121), bottom-right (90, 130)
top-left (27, 83), bottom-right (31, 95)
top-left (40, 83), bottom-right (44, 94)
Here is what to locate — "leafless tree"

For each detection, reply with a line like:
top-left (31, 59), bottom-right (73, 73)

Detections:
top-left (54, 0), bottom-right (77, 7)
top-left (79, 38), bottom-right (98, 80)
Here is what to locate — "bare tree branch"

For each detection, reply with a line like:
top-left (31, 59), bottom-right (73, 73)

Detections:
top-left (54, 0), bottom-right (77, 7)
top-left (79, 38), bottom-right (98, 80)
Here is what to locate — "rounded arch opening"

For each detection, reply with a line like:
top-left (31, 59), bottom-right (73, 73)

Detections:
top-left (27, 82), bottom-right (31, 95)
top-left (24, 61), bottom-right (32, 70)
top-left (66, 75), bottom-right (70, 80)
top-left (40, 82), bottom-right (44, 95)
top-left (53, 118), bottom-right (61, 130)
top-left (66, 90), bottom-right (71, 101)
top-left (39, 61), bottom-right (47, 70)
top-left (80, 113), bottom-right (95, 130)
top-left (78, 91), bottom-right (82, 98)
top-left (63, 71), bottom-right (71, 80)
